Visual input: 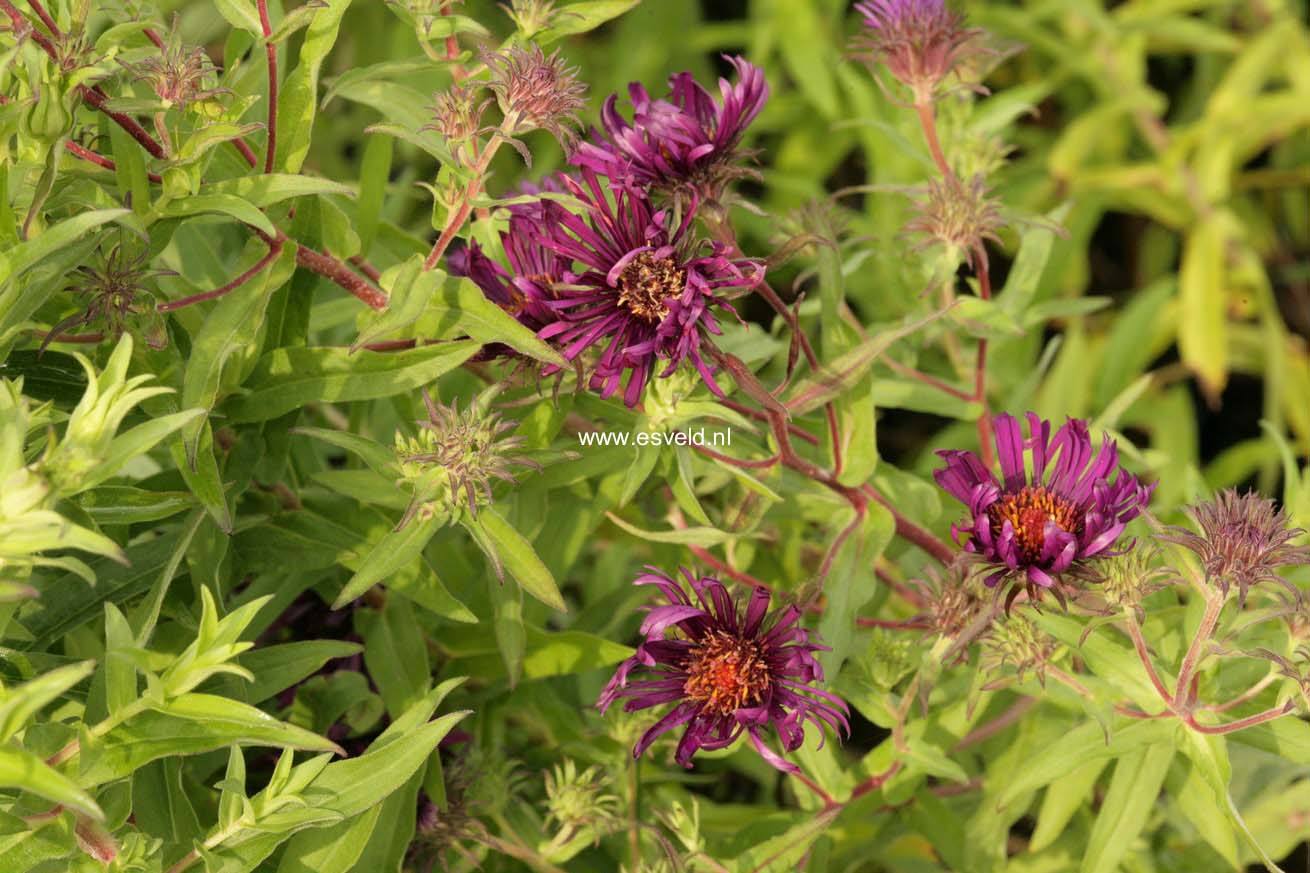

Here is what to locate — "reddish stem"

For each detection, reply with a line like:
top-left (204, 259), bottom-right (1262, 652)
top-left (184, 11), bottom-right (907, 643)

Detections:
top-left (1124, 613), bottom-right (1174, 707)
top-left (257, 0), bottom-right (277, 174)
top-left (158, 242), bottom-right (282, 311)
top-left (27, 0), bottom-right (57, 34)
top-left (35, 331), bottom-right (104, 344)
top-left (856, 617), bottom-right (931, 630)
top-left (1186, 703), bottom-right (1295, 735)
top-left (65, 140), bottom-right (164, 182)
top-left (914, 101), bottom-right (955, 183)
top-left (294, 244), bottom-right (388, 309)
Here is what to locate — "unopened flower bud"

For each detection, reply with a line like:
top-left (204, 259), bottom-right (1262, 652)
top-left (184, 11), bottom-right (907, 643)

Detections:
top-left (482, 44), bottom-right (586, 155)
top-left (424, 82), bottom-right (489, 165)
top-left (854, 0), bottom-right (986, 102)
top-left (904, 173), bottom-right (1003, 255)
top-left (1161, 490), bottom-right (1310, 607)
top-left (394, 391), bottom-right (538, 525)
top-left (980, 609), bottom-right (1056, 685)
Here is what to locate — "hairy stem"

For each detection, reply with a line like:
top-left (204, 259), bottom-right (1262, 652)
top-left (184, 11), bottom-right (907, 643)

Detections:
top-left (1173, 596), bottom-right (1224, 709)
top-left (258, 0), bottom-right (278, 173)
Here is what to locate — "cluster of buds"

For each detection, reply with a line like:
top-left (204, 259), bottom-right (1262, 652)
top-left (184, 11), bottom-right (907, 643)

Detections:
top-left (1088, 543), bottom-right (1174, 615)
top-left (425, 82), bottom-right (490, 165)
top-left (541, 759), bottom-right (621, 850)
top-left (500, 0), bottom-right (563, 38)
top-left (979, 609), bottom-right (1057, 687)
top-left (424, 43), bottom-right (586, 168)
top-left (44, 336), bottom-right (172, 497)
top-left (394, 390), bottom-right (539, 526)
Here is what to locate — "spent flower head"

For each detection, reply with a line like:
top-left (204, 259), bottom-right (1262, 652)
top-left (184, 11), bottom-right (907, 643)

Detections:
top-left (598, 567), bottom-right (849, 772)
top-left (853, 0), bottom-right (986, 102)
top-left (128, 23), bottom-right (225, 110)
top-left (394, 390), bottom-right (539, 526)
top-left (44, 240), bottom-right (170, 352)
top-left (1161, 490), bottom-right (1310, 606)
top-left (934, 412), bottom-right (1154, 610)
top-left (483, 43), bottom-right (587, 156)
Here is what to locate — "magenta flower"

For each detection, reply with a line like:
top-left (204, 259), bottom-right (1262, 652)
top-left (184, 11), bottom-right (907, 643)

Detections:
top-left (598, 568), bottom-right (849, 772)
top-left (571, 56), bottom-right (768, 197)
top-left (529, 169), bottom-right (761, 406)
top-left (448, 206), bottom-right (566, 335)
top-left (854, 0), bottom-right (984, 100)
top-left (933, 413), bottom-right (1154, 604)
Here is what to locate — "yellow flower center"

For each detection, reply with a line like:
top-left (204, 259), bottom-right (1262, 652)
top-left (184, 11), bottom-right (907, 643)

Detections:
top-left (987, 485), bottom-right (1084, 563)
top-left (682, 631), bottom-right (770, 717)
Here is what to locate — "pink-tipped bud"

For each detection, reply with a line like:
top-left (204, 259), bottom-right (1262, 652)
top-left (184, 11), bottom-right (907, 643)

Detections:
top-left (854, 0), bottom-right (985, 102)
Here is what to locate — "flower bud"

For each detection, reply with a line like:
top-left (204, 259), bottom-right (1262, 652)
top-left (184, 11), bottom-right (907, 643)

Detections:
top-left (482, 44), bottom-right (586, 154)
top-left (853, 0), bottom-right (986, 102)
top-left (394, 391), bottom-right (538, 525)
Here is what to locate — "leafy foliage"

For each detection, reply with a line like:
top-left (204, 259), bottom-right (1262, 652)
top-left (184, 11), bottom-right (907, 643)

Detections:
top-left (1, 0), bottom-right (1310, 871)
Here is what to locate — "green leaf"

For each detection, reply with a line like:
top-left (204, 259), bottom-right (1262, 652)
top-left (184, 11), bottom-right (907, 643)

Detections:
top-left (212, 0), bottom-right (262, 33)
top-left (180, 245), bottom-right (295, 454)
top-left (426, 276), bottom-right (569, 368)
top-left (1081, 743), bottom-right (1174, 873)
top-left (1178, 213), bottom-right (1230, 397)
top-left (274, 0), bottom-right (353, 173)
top-left (0, 661), bottom-right (95, 742)
top-left (357, 600), bottom-right (431, 718)
top-left (333, 514), bottom-right (443, 609)
top-left (534, 0), bottom-right (641, 43)
top-left (223, 342), bottom-right (479, 423)
top-left (604, 511), bottom-right (735, 546)
top-left (204, 175), bottom-right (355, 207)
top-left (80, 694), bottom-right (342, 786)
top-left (0, 209), bottom-right (129, 288)
top-left (154, 194), bottom-right (275, 237)
top-left (0, 745), bottom-right (103, 821)
top-left (473, 507), bottom-right (567, 612)
top-left (275, 805), bottom-right (382, 873)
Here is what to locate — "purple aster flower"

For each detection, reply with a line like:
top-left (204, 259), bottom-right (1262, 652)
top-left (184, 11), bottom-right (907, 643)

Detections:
top-left (448, 207), bottom-right (566, 335)
top-left (933, 413), bottom-right (1155, 607)
top-left (529, 169), bottom-right (762, 406)
top-left (598, 567), bottom-right (849, 772)
top-left (854, 0), bottom-right (985, 101)
top-left (571, 56), bottom-right (768, 198)
top-left (1161, 490), bottom-right (1310, 606)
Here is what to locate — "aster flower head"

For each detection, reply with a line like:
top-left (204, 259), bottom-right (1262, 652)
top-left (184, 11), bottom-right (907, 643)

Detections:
top-left (1161, 490), bottom-right (1310, 606)
top-left (598, 567), bottom-right (849, 772)
top-left (980, 608), bottom-right (1056, 687)
top-left (483, 43), bottom-right (587, 156)
top-left (448, 204), bottom-right (568, 339)
top-left (530, 169), bottom-right (762, 406)
top-left (934, 413), bottom-right (1155, 608)
top-left (854, 0), bottom-right (985, 101)
top-left (571, 56), bottom-right (769, 199)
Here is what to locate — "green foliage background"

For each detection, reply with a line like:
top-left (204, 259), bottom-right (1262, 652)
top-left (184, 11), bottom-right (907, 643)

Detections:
top-left (2, 0), bottom-right (1310, 871)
